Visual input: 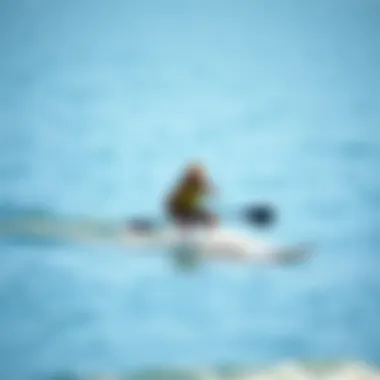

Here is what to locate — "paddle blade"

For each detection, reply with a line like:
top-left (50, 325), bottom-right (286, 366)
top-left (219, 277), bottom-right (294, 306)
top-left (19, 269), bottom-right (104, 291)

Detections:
top-left (127, 218), bottom-right (158, 232)
top-left (244, 203), bottom-right (277, 227)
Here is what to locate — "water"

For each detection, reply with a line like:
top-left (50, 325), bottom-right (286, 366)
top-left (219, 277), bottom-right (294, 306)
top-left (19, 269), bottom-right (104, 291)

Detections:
top-left (1, 0), bottom-right (380, 378)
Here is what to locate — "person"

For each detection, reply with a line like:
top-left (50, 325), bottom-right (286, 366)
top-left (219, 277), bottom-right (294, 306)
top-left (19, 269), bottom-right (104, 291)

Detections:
top-left (165, 162), bottom-right (217, 227)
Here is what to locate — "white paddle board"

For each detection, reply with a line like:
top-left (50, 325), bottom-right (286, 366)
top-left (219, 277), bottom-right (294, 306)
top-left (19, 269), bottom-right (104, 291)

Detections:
top-left (122, 225), bottom-right (311, 265)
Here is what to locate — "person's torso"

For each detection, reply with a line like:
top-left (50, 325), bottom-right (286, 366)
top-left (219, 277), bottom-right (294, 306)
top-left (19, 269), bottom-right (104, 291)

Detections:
top-left (171, 184), bottom-right (205, 210)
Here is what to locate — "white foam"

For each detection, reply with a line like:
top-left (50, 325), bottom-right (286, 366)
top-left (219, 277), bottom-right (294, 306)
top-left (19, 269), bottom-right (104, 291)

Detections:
top-left (60, 361), bottom-right (380, 380)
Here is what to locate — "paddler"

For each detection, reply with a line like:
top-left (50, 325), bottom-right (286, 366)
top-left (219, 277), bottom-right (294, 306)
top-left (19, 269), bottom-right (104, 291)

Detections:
top-left (165, 162), bottom-right (217, 227)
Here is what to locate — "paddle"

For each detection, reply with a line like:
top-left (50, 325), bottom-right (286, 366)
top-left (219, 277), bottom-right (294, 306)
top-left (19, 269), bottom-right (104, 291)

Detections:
top-left (128, 203), bottom-right (277, 231)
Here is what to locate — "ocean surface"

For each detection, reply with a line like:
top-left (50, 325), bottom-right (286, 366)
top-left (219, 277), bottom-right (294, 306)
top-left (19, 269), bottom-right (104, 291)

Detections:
top-left (1, 0), bottom-right (380, 378)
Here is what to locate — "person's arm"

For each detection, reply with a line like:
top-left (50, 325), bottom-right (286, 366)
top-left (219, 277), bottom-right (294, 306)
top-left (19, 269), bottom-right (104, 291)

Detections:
top-left (205, 180), bottom-right (218, 196)
top-left (164, 189), bottom-right (175, 212)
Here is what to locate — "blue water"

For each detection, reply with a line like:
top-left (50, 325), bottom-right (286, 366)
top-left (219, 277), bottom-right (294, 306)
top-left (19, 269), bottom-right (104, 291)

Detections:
top-left (1, 0), bottom-right (380, 378)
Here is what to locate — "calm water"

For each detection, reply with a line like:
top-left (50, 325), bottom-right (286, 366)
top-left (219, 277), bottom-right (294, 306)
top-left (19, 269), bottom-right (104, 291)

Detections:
top-left (0, 0), bottom-right (379, 378)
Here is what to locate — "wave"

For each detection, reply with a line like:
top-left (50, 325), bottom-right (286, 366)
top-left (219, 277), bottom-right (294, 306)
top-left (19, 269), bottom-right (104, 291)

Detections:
top-left (0, 203), bottom-right (59, 220)
top-left (44, 361), bottom-right (380, 380)
top-left (0, 203), bottom-right (125, 245)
